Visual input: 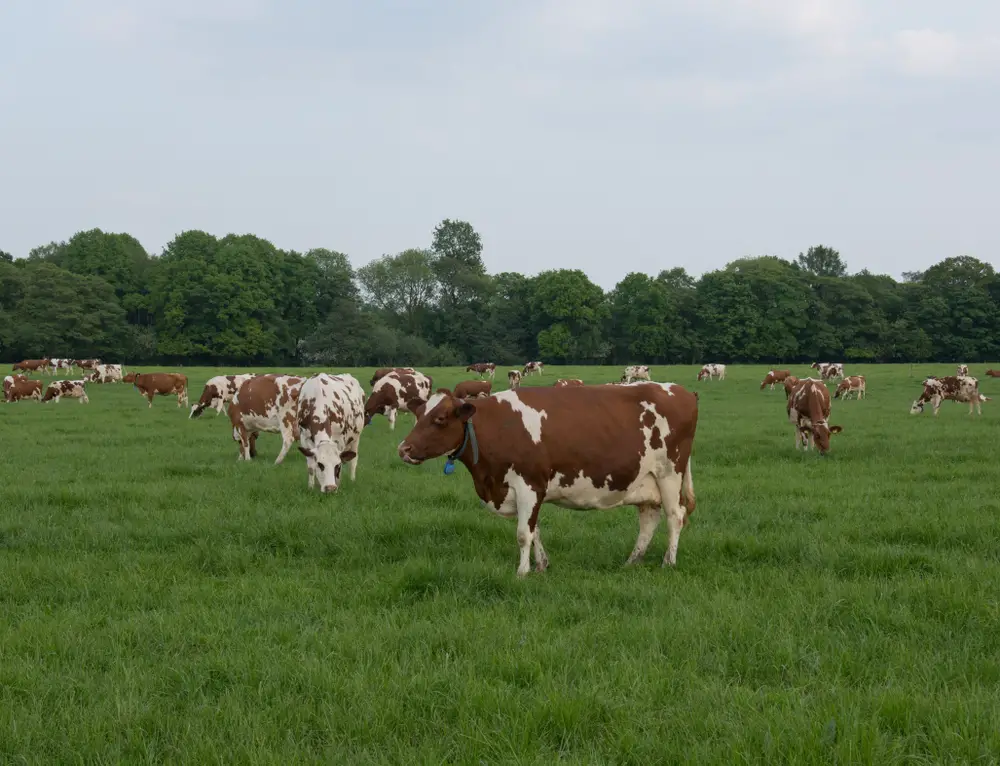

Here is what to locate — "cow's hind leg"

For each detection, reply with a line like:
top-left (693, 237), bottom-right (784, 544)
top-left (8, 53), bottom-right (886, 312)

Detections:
top-left (657, 474), bottom-right (685, 567)
top-left (626, 504), bottom-right (661, 565)
top-left (532, 525), bottom-right (549, 572)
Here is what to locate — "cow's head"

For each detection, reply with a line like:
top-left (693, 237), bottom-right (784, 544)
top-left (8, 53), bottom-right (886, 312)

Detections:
top-left (41, 386), bottom-right (57, 403)
top-left (833, 381), bottom-right (848, 399)
top-left (190, 384), bottom-right (221, 419)
top-left (363, 385), bottom-right (391, 424)
top-left (811, 420), bottom-right (843, 455)
top-left (298, 444), bottom-right (356, 493)
top-left (397, 393), bottom-right (474, 465)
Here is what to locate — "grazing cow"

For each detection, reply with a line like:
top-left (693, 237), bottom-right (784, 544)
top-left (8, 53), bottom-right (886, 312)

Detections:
top-left (369, 367), bottom-right (415, 388)
top-left (46, 358), bottom-right (72, 375)
top-left (73, 359), bottom-right (100, 371)
top-left (86, 364), bottom-right (124, 384)
top-left (133, 372), bottom-right (188, 408)
top-left (782, 375), bottom-right (801, 397)
top-left (454, 380), bottom-right (492, 399)
top-left (760, 369), bottom-right (791, 391)
top-left (190, 374), bottom-right (256, 418)
top-left (12, 359), bottom-right (47, 375)
top-left (229, 374), bottom-right (305, 463)
top-left (958, 364), bottom-right (969, 376)
top-left (522, 361), bottom-right (544, 376)
top-left (466, 362), bottom-right (496, 379)
top-left (296, 373), bottom-right (366, 492)
top-left (397, 383), bottom-right (698, 577)
top-left (42, 379), bottom-right (89, 404)
top-left (364, 369), bottom-right (432, 430)
top-left (554, 378), bottom-right (584, 387)
top-left (986, 370), bottom-right (1000, 378)
top-left (507, 370), bottom-right (522, 390)
top-left (697, 364), bottom-right (726, 382)
top-left (4, 376), bottom-right (43, 402)
top-left (910, 376), bottom-right (989, 416)
top-left (834, 375), bottom-right (866, 400)
top-left (621, 365), bottom-right (651, 384)
top-left (787, 378), bottom-right (843, 454)
top-left (810, 362), bottom-right (844, 380)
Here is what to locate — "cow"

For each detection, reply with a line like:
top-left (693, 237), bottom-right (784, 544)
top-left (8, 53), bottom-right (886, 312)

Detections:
top-left (86, 364), bottom-right (124, 384)
top-left (190, 374), bottom-right (257, 418)
top-left (42, 379), bottom-right (89, 404)
top-left (454, 380), bottom-right (492, 399)
top-left (782, 375), bottom-right (801, 398)
top-left (958, 364), bottom-right (969, 376)
top-left (229, 374), bottom-right (305, 463)
top-left (45, 358), bottom-right (72, 375)
top-left (620, 365), bottom-right (650, 384)
top-left (810, 362), bottom-right (844, 381)
top-left (507, 370), bottom-right (522, 390)
top-left (133, 372), bottom-right (189, 408)
top-left (787, 378), bottom-right (843, 454)
top-left (73, 359), bottom-right (101, 371)
top-left (12, 359), bottom-right (47, 376)
top-left (986, 370), bottom-right (1000, 378)
top-left (554, 378), bottom-right (584, 387)
top-left (697, 363), bottom-right (726, 382)
top-left (4, 376), bottom-right (43, 402)
top-left (522, 361), bottom-right (544, 377)
top-left (123, 372), bottom-right (137, 383)
top-left (833, 375), bottom-right (866, 400)
top-left (760, 369), bottom-right (791, 391)
top-left (397, 383), bottom-right (698, 577)
top-left (364, 369), bottom-right (432, 430)
top-left (369, 367), bottom-right (415, 388)
top-left (296, 373), bottom-right (366, 492)
top-left (910, 376), bottom-right (989, 416)
top-left (466, 362), bottom-right (496, 380)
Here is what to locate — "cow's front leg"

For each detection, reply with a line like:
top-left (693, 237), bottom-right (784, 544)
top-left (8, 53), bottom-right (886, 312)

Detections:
top-left (513, 484), bottom-right (542, 578)
top-left (387, 408), bottom-right (397, 431)
top-left (274, 432), bottom-right (294, 464)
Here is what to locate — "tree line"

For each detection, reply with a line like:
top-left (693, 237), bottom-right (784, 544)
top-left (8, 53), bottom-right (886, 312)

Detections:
top-left (1, 221), bottom-right (997, 367)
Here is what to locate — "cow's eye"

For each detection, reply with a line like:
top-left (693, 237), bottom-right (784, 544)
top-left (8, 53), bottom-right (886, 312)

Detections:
top-left (317, 462), bottom-right (326, 471)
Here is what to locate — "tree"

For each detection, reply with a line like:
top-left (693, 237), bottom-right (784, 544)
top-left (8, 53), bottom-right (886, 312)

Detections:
top-left (357, 249), bottom-right (437, 334)
top-left (796, 245), bottom-right (847, 278)
top-left (530, 269), bottom-right (609, 363)
top-left (431, 219), bottom-right (483, 269)
top-left (0, 250), bottom-right (12, 263)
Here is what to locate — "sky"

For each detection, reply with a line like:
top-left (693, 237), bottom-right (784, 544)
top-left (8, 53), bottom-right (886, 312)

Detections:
top-left (1, 0), bottom-right (998, 289)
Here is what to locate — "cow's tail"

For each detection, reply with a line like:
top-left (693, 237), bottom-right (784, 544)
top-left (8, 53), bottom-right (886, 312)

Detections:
top-left (680, 456), bottom-right (696, 518)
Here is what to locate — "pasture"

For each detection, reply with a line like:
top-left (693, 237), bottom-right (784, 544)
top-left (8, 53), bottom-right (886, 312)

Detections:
top-left (2, 363), bottom-right (999, 763)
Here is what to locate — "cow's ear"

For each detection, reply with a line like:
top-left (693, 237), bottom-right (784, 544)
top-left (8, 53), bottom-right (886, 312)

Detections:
top-left (298, 446), bottom-right (315, 457)
top-left (340, 450), bottom-right (357, 462)
top-left (456, 401), bottom-right (476, 421)
top-left (829, 425), bottom-right (843, 434)
top-left (409, 400), bottom-right (427, 417)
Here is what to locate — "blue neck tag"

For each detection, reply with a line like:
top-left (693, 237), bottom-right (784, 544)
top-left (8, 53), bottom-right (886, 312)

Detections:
top-left (443, 458), bottom-right (456, 475)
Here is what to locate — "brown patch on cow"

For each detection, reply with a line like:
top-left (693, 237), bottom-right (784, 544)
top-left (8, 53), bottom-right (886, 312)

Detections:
top-left (787, 378), bottom-right (841, 454)
top-left (454, 380), bottom-right (492, 399)
top-left (554, 378), bottom-right (584, 387)
top-left (5, 377), bottom-right (43, 402)
top-left (986, 370), bottom-right (1000, 378)
top-left (369, 367), bottom-right (415, 387)
top-left (760, 369), bottom-right (790, 390)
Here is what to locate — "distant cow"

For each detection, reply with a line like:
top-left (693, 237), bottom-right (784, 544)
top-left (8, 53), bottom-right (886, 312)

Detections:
top-left (12, 359), bottom-right (47, 375)
top-left (621, 365), bottom-right (650, 383)
top-left (811, 362), bottom-right (844, 380)
top-left (958, 364), bottom-right (969, 376)
top-left (42, 379), bottom-right (89, 404)
top-left (4, 376), bottom-right (42, 402)
top-left (133, 372), bottom-right (188, 408)
top-left (46, 358), bottom-right (72, 375)
top-left (398, 382), bottom-right (698, 576)
top-left (760, 369), bottom-right (791, 391)
top-left (466, 363), bottom-right (496, 379)
top-left (229, 374), bottom-right (304, 463)
top-left (86, 364), bottom-right (124, 384)
top-left (454, 380), bottom-right (492, 399)
top-left (697, 364), bottom-right (726, 382)
top-left (522, 361), bottom-right (544, 376)
top-left (554, 378), bottom-right (584, 387)
top-left (834, 375), bottom-right (866, 400)
top-left (911, 376), bottom-right (989, 416)
top-left (296, 373), bottom-right (366, 493)
top-left (787, 378), bottom-right (842, 454)
top-left (73, 359), bottom-right (100, 371)
top-left (986, 370), bottom-right (1000, 378)
top-left (507, 370), bottom-right (522, 390)
top-left (190, 374), bottom-right (256, 418)
top-left (369, 367), bottom-right (415, 388)
top-left (364, 369), bottom-right (432, 430)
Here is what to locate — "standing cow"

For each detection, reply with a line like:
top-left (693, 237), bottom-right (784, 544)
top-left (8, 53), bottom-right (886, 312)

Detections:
top-left (190, 374), bottom-right (257, 418)
top-left (296, 373), bottom-right (366, 492)
top-left (42, 379), bottom-right (89, 404)
top-left (910, 376), bottom-right (989, 416)
top-left (12, 360), bottom-right (47, 376)
top-left (834, 375), bottom-right (866, 400)
top-left (397, 383), bottom-right (698, 577)
top-left (522, 361), bottom-right (544, 377)
top-left (787, 378), bottom-right (843, 454)
top-left (4, 376), bottom-right (43, 402)
top-left (87, 364), bottom-right (124, 384)
top-left (229, 374), bottom-right (305, 463)
top-left (466, 363), bottom-right (496, 380)
top-left (369, 367), bottom-right (415, 388)
top-left (810, 362), bottom-right (844, 381)
top-left (133, 373), bottom-right (188, 408)
top-left (364, 369), bottom-right (432, 430)
top-left (760, 370), bottom-right (791, 391)
top-left (507, 370), bottom-right (522, 390)
top-left (697, 364), bottom-right (726, 382)
top-left (621, 365), bottom-right (650, 384)
top-left (957, 364), bottom-right (969, 376)
top-left (454, 380), bottom-right (492, 399)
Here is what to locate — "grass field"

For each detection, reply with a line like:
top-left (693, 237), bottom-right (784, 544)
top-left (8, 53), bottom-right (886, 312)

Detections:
top-left (2, 363), bottom-right (999, 763)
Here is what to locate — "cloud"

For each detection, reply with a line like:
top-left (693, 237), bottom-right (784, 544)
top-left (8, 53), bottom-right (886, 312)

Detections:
top-left (891, 29), bottom-right (1000, 77)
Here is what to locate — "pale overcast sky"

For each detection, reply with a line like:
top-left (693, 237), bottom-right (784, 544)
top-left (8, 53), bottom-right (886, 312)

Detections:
top-left (2, 1), bottom-right (998, 288)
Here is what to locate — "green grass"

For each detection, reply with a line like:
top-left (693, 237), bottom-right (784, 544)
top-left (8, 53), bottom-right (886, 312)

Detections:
top-left (1, 363), bottom-right (999, 763)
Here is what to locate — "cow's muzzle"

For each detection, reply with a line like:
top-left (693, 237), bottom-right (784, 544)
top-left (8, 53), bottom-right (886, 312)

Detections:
top-left (397, 442), bottom-right (424, 465)
top-left (321, 484), bottom-right (339, 494)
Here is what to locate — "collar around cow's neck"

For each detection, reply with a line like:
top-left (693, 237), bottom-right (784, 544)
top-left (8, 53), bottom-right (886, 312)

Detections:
top-left (444, 418), bottom-right (479, 474)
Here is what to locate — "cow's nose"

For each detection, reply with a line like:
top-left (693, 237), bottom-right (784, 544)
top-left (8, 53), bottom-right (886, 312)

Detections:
top-left (397, 442), bottom-right (410, 459)
top-left (321, 484), bottom-right (338, 493)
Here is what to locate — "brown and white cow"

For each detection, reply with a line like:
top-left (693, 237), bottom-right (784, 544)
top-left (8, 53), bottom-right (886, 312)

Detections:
top-left (229, 374), bottom-right (305, 463)
top-left (73, 359), bottom-right (101, 371)
top-left (782, 375), bottom-right (801, 397)
top-left (397, 383), bottom-right (698, 577)
top-left (86, 363), bottom-right (124, 384)
top-left (833, 375), bottom-right (866, 401)
top-left (4, 376), bottom-right (42, 402)
top-left (45, 358), bottom-right (72, 375)
top-left (810, 362), bottom-right (844, 380)
top-left (296, 373), bottom-right (366, 492)
top-left (554, 378), bottom-right (584, 387)
top-left (364, 369), bottom-right (432, 430)
top-left (910, 376), bottom-right (989, 416)
top-left (760, 369), bottom-right (791, 391)
top-left (621, 365), bottom-right (650, 383)
top-left (522, 361), bottom-right (544, 377)
top-left (787, 378), bottom-right (843, 454)
top-left (957, 364), bottom-right (969, 376)
top-left (12, 359), bottom-right (47, 375)
top-left (133, 372), bottom-right (189, 408)
top-left (507, 370), bottom-right (522, 390)
top-left (986, 370), bottom-right (1000, 378)
top-left (466, 362), bottom-right (496, 379)
top-left (190, 374), bottom-right (257, 418)
top-left (697, 363), bottom-right (726, 382)
top-left (454, 380), bottom-right (492, 399)
top-left (41, 379), bottom-right (89, 404)
top-left (123, 372), bottom-right (137, 383)
top-left (369, 367), bottom-right (415, 388)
